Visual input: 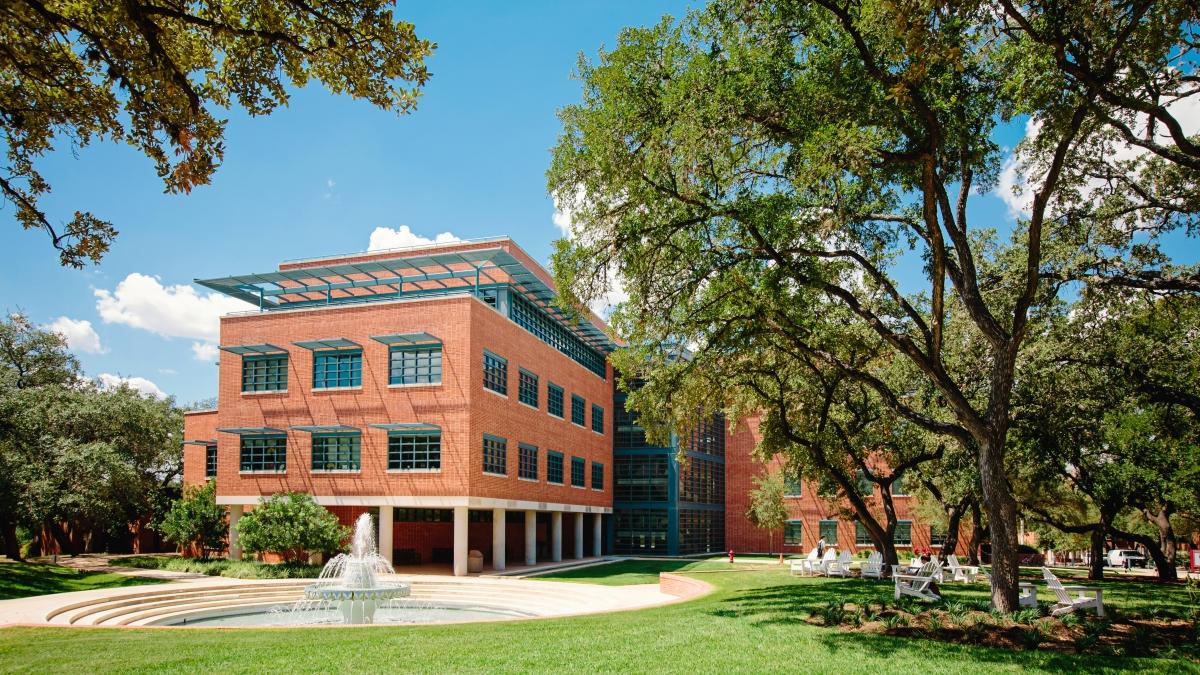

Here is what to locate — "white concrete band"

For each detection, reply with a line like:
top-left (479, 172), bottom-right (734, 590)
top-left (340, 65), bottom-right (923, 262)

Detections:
top-left (215, 494), bottom-right (611, 514)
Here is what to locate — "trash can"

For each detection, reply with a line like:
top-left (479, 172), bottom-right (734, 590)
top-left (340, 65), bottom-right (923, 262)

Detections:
top-left (468, 549), bottom-right (484, 573)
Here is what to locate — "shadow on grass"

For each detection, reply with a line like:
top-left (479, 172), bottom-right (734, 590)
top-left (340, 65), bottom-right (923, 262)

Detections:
top-left (0, 562), bottom-right (162, 600)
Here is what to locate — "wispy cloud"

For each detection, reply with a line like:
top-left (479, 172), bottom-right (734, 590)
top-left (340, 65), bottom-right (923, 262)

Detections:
top-left (367, 225), bottom-right (461, 251)
top-left (43, 316), bottom-right (106, 354)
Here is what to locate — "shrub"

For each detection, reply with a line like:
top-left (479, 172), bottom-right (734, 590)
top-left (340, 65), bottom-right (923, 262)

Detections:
top-left (817, 600), bottom-right (847, 625)
top-left (236, 492), bottom-right (349, 562)
top-left (157, 481), bottom-right (227, 559)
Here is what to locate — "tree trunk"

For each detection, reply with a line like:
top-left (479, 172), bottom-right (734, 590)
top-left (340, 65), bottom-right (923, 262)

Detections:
top-left (1113, 524), bottom-right (1178, 581)
top-left (968, 502), bottom-right (983, 565)
top-left (1088, 526), bottom-right (1106, 580)
top-left (1146, 506), bottom-right (1178, 580)
top-left (941, 503), bottom-right (964, 563)
top-left (978, 434), bottom-right (1021, 611)
top-left (0, 520), bottom-right (22, 561)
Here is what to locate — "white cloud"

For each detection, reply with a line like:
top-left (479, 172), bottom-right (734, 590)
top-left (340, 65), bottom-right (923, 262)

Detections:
top-left (97, 373), bottom-right (167, 399)
top-left (94, 273), bottom-right (251, 342)
top-left (157, 368), bottom-right (178, 375)
top-left (367, 225), bottom-right (461, 251)
top-left (44, 316), bottom-right (106, 354)
top-left (552, 193), bottom-right (628, 317)
top-left (191, 342), bottom-right (219, 362)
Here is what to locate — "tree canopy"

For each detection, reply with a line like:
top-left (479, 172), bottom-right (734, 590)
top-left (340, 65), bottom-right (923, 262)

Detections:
top-left (1, 1), bottom-right (434, 266)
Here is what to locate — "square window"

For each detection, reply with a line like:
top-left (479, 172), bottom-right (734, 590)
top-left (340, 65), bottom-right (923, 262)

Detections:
top-left (784, 474), bottom-right (802, 497)
top-left (591, 404), bottom-right (604, 434)
top-left (483, 351), bottom-right (507, 395)
top-left (313, 350), bottom-right (361, 389)
top-left (483, 435), bottom-right (507, 475)
top-left (571, 456), bottom-right (585, 487)
top-left (571, 394), bottom-right (585, 426)
top-left (548, 384), bottom-right (564, 418)
top-left (894, 521), bottom-right (913, 546)
top-left (819, 520), bottom-right (839, 546)
top-left (784, 520), bottom-right (803, 546)
top-left (855, 521), bottom-right (873, 546)
top-left (240, 436), bottom-right (286, 472)
top-left (389, 346), bottom-right (442, 385)
top-left (311, 434), bottom-right (360, 471)
top-left (591, 461), bottom-right (604, 490)
top-left (547, 451), bottom-right (564, 484)
top-left (241, 355), bottom-right (288, 392)
top-left (519, 444), bottom-right (538, 480)
top-left (388, 433), bottom-right (440, 471)
top-left (518, 369), bottom-right (539, 407)
top-left (930, 525), bottom-right (947, 547)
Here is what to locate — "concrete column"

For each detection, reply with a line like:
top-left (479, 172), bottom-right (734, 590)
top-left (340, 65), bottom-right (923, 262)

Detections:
top-left (453, 506), bottom-right (469, 577)
top-left (573, 513), bottom-right (584, 559)
top-left (378, 507), bottom-right (393, 566)
top-left (550, 511), bottom-right (562, 562)
top-left (228, 505), bottom-right (243, 561)
top-left (524, 511), bottom-right (537, 566)
top-left (492, 508), bottom-right (506, 572)
top-left (593, 513), bottom-right (603, 557)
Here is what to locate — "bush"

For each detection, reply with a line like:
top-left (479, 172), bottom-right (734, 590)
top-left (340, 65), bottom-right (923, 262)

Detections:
top-left (157, 481), bottom-right (226, 559)
top-left (237, 492), bottom-right (348, 562)
top-left (112, 555), bottom-right (322, 579)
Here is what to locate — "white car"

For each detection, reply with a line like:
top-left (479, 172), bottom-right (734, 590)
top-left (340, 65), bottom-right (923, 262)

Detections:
top-left (1106, 549), bottom-right (1146, 568)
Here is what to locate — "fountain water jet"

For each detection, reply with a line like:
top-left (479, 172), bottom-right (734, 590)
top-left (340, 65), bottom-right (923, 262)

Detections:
top-left (291, 512), bottom-right (409, 623)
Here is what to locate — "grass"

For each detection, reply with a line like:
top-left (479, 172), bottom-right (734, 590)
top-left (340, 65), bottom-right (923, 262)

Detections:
top-left (110, 555), bottom-right (322, 580)
top-left (0, 562), bottom-right (165, 600)
top-left (0, 561), bottom-right (1195, 673)
top-left (533, 559), bottom-right (752, 585)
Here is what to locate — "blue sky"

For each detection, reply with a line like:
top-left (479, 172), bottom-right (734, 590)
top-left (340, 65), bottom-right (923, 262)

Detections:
top-left (0, 2), bottom-right (1187, 404)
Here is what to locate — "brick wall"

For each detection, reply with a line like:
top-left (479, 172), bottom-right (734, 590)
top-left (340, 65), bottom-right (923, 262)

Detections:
top-left (182, 409), bottom-right (218, 486)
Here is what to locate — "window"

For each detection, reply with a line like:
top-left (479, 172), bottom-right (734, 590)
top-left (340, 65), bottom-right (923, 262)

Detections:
top-left (518, 444), bottom-right (538, 480)
top-left (614, 454), bottom-right (669, 502)
top-left (679, 457), bottom-right (724, 504)
top-left (930, 525), bottom-right (947, 547)
top-left (819, 520), bottom-right (839, 545)
top-left (518, 369), bottom-right (539, 407)
top-left (388, 432), bottom-right (440, 471)
top-left (548, 383), bottom-right (564, 418)
top-left (686, 414), bottom-right (726, 456)
top-left (241, 355), bottom-right (287, 392)
top-left (591, 404), bottom-right (604, 433)
top-left (784, 474), bottom-right (802, 496)
top-left (311, 434), bottom-right (360, 471)
top-left (508, 293), bottom-right (606, 378)
top-left (678, 509), bottom-right (725, 554)
top-left (891, 472), bottom-right (908, 496)
top-left (393, 508), bottom-right (452, 523)
top-left (389, 346), bottom-right (441, 385)
top-left (547, 451), bottom-right (564, 484)
top-left (204, 444), bottom-right (217, 478)
top-left (591, 461), bottom-right (604, 490)
top-left (856, 521), bottom-right (873, 546)
top-left (313, 350), bottom-right (362, 389)
top-left (785, 520), bottom-right (803, 546)
top-left (615, 404), bottom-right (647, 448)
top-left (856, 469), bottom-right (873, 496)
top-left (894, 520), bottom-right (913, 546)
top-left (483, 351), bottom-right (507, 395)
top-left (571, 456), bottom-right (585, 487)
top-left (571, 394), bottom-right (586, 426)
top-left (240, 436), bottom-right (286, 472)
top-left (482, 434), bottom-right (507, 475)
top-left (613, 509), bottom-right (668, 553)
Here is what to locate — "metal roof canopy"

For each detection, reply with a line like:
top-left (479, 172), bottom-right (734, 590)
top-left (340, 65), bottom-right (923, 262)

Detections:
top-left (195, 247), bottom-right (616, 354)
top-left (292, 338), bottom-right (360, 351)
top-left (371, 332), bottom-right (440, 346)
top-left (217, 427), bottom-right (286, 435)
top-left (367, 422), bottom-right (441, 432)
top-left (182, 439), bottom-right (217, 445)
top-left (218, 344), bottom-right (287, 356)
top-left (289, 425), bottom-right (360, 433)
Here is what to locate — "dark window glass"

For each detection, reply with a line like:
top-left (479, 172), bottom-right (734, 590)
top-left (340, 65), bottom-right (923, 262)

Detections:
top-left (614, 454), bottom-right (669, 502)
top-left (891, 472), bottom-right (908, 496)
top-left (679, 457), bottom-right (724, 504)
top-left (204, 444), bottom-right (217, 478)
top-left (518, 444), bottom-right (538, 480)
top-left (856, 521), bottom-right (873, 546)
top-left (894, 521), bottom-right (913, 546)
top-left (591, 404), bottom-right (604, 433)
top-left (393, 508), bottom-right (452, 523)
top-left (571, 456), bottom-right (585, 487)
top-left (483, 435), bottom-right (507, 475)
top-left (591, 461), bottom-right (604, 490)
top-left (241, 355), bottom-right (287, 392)
top-left (857, 470), bottom-right (873, 495)
top-left (389, 346), bottom-right (441, 385)
top-left (518, 369), bottom-right (539, 407)
top-left (508, 293), bottom-right (606, 377)
top-left (784, 474), bottom-right (802, 496)
top-left (678, 509), bottom-right (725, 555)
top-left (311, 434), bottom-right (360, 471)
top-left (930, 525), bottom-right (947, 547)
top-left (819, 520), bottom-right (839, 545)
top-left (547, 384), bottom-right (564, 418)
top-left (615, 403), bottom-right (647, 448)
top-left (785, 520), bottom-right (803, 546)
top-left (313, 350), bottom-right (362, 388)
top-left (483, 351), bottom-right (507, 394)
top-left (240, 436), bottom-right (286, 472)
top-left (547, 451), bottom-right (564, 484)
top-left (685, 414), bottom-right (726, 456)
top-left (388, 433), bottom-right (440, 470)
top-left (613, 509), bottom-right (668, 554)
top-left (571, 394), bottom-right (585, 426)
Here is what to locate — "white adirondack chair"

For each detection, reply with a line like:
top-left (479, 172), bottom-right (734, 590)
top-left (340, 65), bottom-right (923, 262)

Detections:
top-left (944, 554), bottom-right (981, 583)
top-left (861, 551), bottom-right (885, 579)
top-left (790, 548), bottom-right (819, 576)
top-left (826, 550), bottom-right (854, 577)
top-left (815, 548), bottom-right (838, 575)
top-left (894, 560), bottom-right (942, 602)
top-left (1042, 567), bottom-right (1104, 617)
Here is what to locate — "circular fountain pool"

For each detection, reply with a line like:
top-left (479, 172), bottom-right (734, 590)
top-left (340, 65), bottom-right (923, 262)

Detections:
top-left (161, 601), bottom-right (532, 627)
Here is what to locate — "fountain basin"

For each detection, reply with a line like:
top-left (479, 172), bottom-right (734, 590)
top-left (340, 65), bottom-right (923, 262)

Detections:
top-left (303, 582), bottom-right (411, 623)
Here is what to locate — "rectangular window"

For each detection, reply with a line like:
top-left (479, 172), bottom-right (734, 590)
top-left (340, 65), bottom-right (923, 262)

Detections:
top-left (894, 520), bottom-right (913, 546)
top-left (784, 520), bottom-right (803, 547)
top-left (571, 456), bottom-right (585, 487)
top-left (547, 451), bottom-right (564, 484)
top-left (313, 350), bottom-right (362, 389)
top-left (856, 469), bottom-right (873, 496)
top-left (241, 355), bottom-right (288, 392)
top-left (819, 519), bottom-right (839, 545)
top-left (548, 383), bottom-right (564, 418)
top-left (240, 436), bottom-right (286, 472)
top-left (311, 434), bottom-right (360, 471)
top-left (388, 433), bottom-right (441, 471)
top-left (483, 351), bottom-right (507, 395)
top-left (856, 521), bottom-right (873, 546)
top-left (204, 444), bottom-right (217, 478)
top-left (613, 454), bottom-right (669, 502)
top-left (930, 525), bottom-right (947, 547)
top-left (591, 461), bottom-right (604, 490)
top-left (389, 346), bottom-right (442, 385)
top-left (571, 394), bottom-right (585, 426)
top-left (784, 475), bottom-right (802, 497)
top-left (518, 369), bottom-right (539, 407)
top-left (482, 434), bottom-right (507, 475)
top-left (891, 472), bottom-right (908, 496)
top-left (613, 509), bottom-right (669, 554)
top-left (518, 443), bottom-right (538, 480)
top-left (591, 404), bottom-right (604, 433)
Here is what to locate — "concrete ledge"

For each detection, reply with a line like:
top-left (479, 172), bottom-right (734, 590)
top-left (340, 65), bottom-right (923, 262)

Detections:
top-left (658, 572), bottom-right (713, 599)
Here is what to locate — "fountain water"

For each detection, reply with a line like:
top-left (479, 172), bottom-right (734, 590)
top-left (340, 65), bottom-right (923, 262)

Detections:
top-left (291, 513), bottom-right (410, 623)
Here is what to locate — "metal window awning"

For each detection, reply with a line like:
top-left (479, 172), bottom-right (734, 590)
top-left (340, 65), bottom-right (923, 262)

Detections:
top-left (217, 427), bottom-right (286, 435)
top-left (368, 422), bottom-right (441, 432)
top-left (289, 425), bottom-right (360, 433)
top-left (292, 338), bottom-right (361, 351)
top-left (370, 332), bottom-right (441, 346)
top-left (182, 439), bottom-right (217, 445)
top-left (218, 344), bottom-right (288, 356)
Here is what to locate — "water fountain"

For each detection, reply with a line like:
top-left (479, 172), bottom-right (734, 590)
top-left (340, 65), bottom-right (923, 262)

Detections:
top-left (293, 512), bottom-right (410, 623)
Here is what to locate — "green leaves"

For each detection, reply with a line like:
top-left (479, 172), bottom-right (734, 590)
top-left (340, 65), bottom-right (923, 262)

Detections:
top-left (237, 492), bottom-right (349, 562)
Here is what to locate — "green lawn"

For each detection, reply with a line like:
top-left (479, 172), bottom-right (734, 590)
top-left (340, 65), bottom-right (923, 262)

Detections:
top-left (0, 561), bottom-right (1194, 673)
top-left (0, 562), bottom-right (165, 600)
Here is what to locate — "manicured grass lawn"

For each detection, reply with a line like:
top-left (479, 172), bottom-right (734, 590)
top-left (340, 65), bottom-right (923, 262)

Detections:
top-left (0, 562), bottom-right (165, 600)
top-left (533, 559), bottom-right (750, 585)
top-left (0, 562), bottom-right (1193, 673)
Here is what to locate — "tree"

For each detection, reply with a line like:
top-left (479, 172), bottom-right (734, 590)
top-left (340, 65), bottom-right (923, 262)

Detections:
top-left (237, 492), bottom-right (348, 563)
top-left (158, 480), bottom-right (225, 559)
top-left (745, 472), bottom-right (788, 560)
top-left (1, 1), bottom-right (434, 266)
top-left (547, 0), bottom-right (1197, 609)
